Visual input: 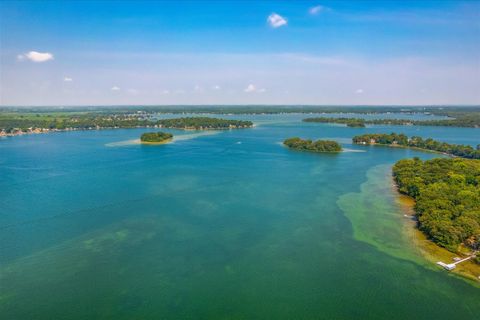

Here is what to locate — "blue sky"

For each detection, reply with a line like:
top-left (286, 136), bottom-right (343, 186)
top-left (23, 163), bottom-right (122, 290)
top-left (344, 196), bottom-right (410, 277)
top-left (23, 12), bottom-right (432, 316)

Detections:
top-left (1, 0), bottom-right (479, 106)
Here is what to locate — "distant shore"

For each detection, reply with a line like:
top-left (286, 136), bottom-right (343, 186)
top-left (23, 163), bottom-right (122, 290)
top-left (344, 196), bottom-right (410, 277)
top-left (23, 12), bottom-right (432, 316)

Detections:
top-left (0, 125), bottom-right (160, 138)
top-left (0, 123), bottom-right (253, 139)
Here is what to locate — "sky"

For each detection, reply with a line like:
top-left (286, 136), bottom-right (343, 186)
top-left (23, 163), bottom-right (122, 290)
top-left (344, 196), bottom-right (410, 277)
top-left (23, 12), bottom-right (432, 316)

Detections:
top-left (0, 0), bottom-right (479, 106)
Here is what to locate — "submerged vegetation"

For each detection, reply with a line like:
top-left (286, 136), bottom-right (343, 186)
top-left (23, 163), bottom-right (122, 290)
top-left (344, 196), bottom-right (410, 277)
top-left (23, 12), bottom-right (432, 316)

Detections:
top-left (156, 117), bottom-right (253, 130)
top-left (393, 158), bottom-right (480, 253)
top-left (140, 132), bottom-right (173, 143)
top-left (352, 133), bottom-right (480, 159)
top-left (283, 137), bottom-right (342, 153)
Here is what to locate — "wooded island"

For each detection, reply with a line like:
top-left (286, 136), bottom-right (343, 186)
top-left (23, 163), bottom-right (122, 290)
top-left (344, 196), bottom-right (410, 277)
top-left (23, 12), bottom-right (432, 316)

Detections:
top-left (140, 131), bottom-right (173, 143)
top-left (283, 137), bottom-right (342, 153)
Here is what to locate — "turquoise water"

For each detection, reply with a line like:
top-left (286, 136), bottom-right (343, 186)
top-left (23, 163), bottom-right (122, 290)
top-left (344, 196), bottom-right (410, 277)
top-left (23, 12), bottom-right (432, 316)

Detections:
top-left (1, 114), bottom-right (479, 319)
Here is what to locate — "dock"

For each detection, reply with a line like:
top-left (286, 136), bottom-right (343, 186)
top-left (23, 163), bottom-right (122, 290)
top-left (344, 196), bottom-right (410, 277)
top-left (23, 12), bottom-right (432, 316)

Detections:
top-left (436, 255), bottom-right (474, 271)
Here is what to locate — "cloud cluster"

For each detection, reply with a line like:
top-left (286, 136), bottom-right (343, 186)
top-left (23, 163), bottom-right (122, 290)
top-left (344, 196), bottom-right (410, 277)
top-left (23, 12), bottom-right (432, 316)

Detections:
top-left (17, 51), bottom-right (54, 62)
top-left (267, 13), bottom-right (287, 28)
top-left (244, 84), bottom-right (266, 93)
top-left (64, 77), bottom-right (73, 82)
top-left (309, 5), bottom-right (324, 15)
top-left (111, 86), bottom-right (120, 91)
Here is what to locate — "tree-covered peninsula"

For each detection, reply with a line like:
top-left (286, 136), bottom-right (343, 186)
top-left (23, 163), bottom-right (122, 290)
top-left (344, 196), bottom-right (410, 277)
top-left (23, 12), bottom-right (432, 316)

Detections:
top-left (283, 137), bottom-right (342, 153)
top-left (303, 117), bottom-right (366, 127)
top-left (352, 133), bottom-right (480, 159)
top-left (140, 131), bottom-right (173, 143)
top-left (393, 158), bottom-right (480, 253)
top-left (157, 117), bottom-right (253, 130)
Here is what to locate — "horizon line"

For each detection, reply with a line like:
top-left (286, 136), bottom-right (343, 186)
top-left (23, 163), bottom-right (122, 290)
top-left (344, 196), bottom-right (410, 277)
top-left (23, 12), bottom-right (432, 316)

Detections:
top-left (2, 104), bottom-right (480, 108)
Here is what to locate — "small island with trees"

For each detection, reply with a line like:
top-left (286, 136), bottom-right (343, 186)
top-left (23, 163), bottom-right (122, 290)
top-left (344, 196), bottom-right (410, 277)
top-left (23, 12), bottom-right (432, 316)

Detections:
top-left (140, 131), bottom-right (173, 144)
top-left (283, 137), bottom-right (342, 153)
top-left (352, 132), bottom-right (480, 159)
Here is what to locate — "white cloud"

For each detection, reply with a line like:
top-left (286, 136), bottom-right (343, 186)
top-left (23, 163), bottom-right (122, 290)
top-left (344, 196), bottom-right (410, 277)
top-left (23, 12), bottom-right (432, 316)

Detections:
top-left (193, 85), bottom-right (204, 93)
top-left (355, 89), bottom-right (364, 94)
top-left (212, 85), bottom-right (221, 90)
top-left (127, 88), bottom-right (139, 95)
top-left (18, 51), bottom-right (54, 62)
top-left (111, 86), bottom-right (121, 91)
top-left (267, 13), bottom-right (287, 28)
top-left (244, 84), bottom-right (256, 92)
top-left (63, 77), bottom-right (73, 82)
top-left (160, 90), bottom-right (169, 95)
top-left (309, 5), bottom-right (325, 15)
top-left (244, 84), bottom-right (266, 93)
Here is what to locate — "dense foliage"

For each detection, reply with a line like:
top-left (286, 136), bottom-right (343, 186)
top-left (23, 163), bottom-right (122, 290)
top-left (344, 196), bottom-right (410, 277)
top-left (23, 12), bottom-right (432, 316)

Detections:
top-left (140, 131), bottom-right (173, 143)
top-left (0, 113), bottom-right (252, 134)
top-left (157, 117), bottom-right (252, 129)
top-left (393, 158), bottom-right (480, 252)
top-left (303, 113), bottom-right (480, 128)
top-left (283, 137), bottom-right (342, 153)
top-left (352, 133), bottom-right (480, 159)
top-left (0, 113), bottom-right (153, 132)
top-left (303, 117), bottom-right (366, 127)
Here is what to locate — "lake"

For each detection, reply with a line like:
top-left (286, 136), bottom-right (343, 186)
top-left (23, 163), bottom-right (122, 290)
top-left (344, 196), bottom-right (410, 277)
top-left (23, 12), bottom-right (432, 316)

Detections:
top-left (0, 113), bottom-right (479, 319)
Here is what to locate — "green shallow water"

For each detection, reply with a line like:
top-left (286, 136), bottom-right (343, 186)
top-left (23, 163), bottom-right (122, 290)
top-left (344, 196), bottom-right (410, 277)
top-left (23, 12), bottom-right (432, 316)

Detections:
top-left (0, 114), bottom-right (479, 319)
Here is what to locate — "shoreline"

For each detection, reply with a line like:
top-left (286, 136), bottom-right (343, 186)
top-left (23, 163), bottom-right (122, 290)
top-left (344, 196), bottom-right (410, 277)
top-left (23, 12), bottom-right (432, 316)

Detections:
top-left (0, 124), bottom-right (253, 139)
top-left (356, 142), bottom-right (455, 157)
top-left (392, 181), bottom-right (480, 283)
top-left (140, 138), bottom-right (172, 145)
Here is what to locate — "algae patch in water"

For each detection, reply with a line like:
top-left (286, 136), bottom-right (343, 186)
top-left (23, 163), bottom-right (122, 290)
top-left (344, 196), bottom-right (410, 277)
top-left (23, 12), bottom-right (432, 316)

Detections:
top-left (337, 164), bottom-right (421, 263)
top-left (338, 164), bottom-right (480, 285)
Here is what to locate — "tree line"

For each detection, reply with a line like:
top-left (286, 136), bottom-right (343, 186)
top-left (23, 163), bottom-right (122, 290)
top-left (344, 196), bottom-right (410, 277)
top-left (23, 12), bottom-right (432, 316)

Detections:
top-left (303, 117), bottom-right (366, 127)
top-left (156, 117), bottom-right (253, 129)
top-left (393, 158), bottom-right (480, 253)
top-left (0, 114), bottom-right (253, 133)
top-left (303, 113), bottom-right (480, 128)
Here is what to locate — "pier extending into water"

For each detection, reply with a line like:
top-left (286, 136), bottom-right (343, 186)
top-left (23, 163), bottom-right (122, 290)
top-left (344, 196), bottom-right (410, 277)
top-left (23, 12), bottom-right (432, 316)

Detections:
top-left (437, 255), bottom-right (475, 271)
